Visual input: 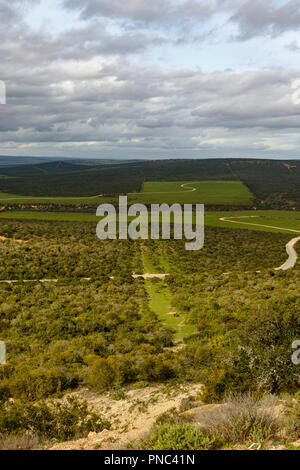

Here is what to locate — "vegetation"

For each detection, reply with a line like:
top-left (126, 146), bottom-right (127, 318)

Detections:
top-left (129, 180), bottom-right (253, 205)
top-left (0, 161), bottom-right (144, 197)
top-left (194, 394), bottom-right (280, 444)
top-left (206, 210), bottom-right (300, 234)
top-left (0, 216), bottom-right (299, 448)
top-left (145, 279), bottom-right (195, 342)
top-left (138, 423), bottom-right (222, 450)
top-left (137, 394), bottom-right (284, 450)
top-left (0, 210), bottom-right (299, 237)
top-left (0, 158), bottom-right (299, 209)
top-left (0, 219), bottom-right (141, 279)
top-left (0, 396), bottom-right (110, 443)
top-left (284, 393), bottom-right (300, 440)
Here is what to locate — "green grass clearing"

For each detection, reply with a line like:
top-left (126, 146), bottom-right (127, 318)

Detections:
top-left (205, 210), bottom-right (300, 234)
top-left (0, 192), bottom-right (114, 205)
top-left (146, 279), bottom-right (195, 343)
top-left (129, 180), bottom-right (253, 205)
top-left (0, 211), bottom-right (99, 222)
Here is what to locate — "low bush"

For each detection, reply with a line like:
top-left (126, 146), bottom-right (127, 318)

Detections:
top-left (0, 396), bottom-right (110, 442)
top-left (3, 368), bottom-right (78, 401)
top-left (284, 393), bottom-right (300, 440)
top-left (138, 424), bottom-right (222, 450)
top-left (86, 358), bottom-right (117, 391)
top-left (196, 394), bottom-right (280, 444)
top-left (0, 433), bottom-right (42, 450)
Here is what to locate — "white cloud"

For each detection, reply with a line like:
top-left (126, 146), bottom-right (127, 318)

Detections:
top-left (0, 0), bottom-right (300, 158)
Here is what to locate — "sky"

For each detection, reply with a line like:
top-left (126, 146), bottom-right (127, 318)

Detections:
top-left (0, 0), bottom-right (300, 160)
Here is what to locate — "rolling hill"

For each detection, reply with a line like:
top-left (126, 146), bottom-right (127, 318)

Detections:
top-left (0, 158), bottom-right (299, 208)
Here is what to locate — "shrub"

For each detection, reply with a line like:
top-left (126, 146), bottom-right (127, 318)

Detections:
top-left (4, 368), bottom-right (78, 401)
top-left (86, 358), bottom-right (116, 391)
top-left (284, 393), bottom-right (300, 440)
top-left (0, 396), bottom-right (110, 442)
top-left (139, 424), bottom-right (222, 450)
top-left (0, 433), bottom-right (41, 450)
top-left (196, 394), bottom-right (280, 444)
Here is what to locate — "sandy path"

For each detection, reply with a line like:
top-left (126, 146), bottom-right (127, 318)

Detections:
top-left (129, 182), bottom-right (197, 196)
top-left (0, 274), bottom-right (168, 283)
top-left (180, 183), bottom-right (197, 192)
top-left (0, 236), bottom-right (27, 243)
top-left (132, 273), bottom-right (168, 279)
top-left (219, 215), bottom-right (300, 234)
top-left (275, 236), bottom-right (300, 271)
top-left (49, 384), bottom-right (202, 451)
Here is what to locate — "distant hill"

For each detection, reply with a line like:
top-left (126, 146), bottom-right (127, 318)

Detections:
top-left (0, 161), bottom-right (94, 177)
top-left (0, 158), bottom-right (299, 208)
top-left (0, 155), bottom-right (142, 167)
top-left (0, 156), bottom-right (62, 166)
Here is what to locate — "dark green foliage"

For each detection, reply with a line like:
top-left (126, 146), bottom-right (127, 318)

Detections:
top-left (0, 220), bottom-right (175, 401)
top-left (0, 217), bottom-right (299, 425)
top-left (0, 161), bottom-right (145, 196)
top-left (86, 358), bottom-right (117, 391)
top-left (0, 219), bottom-right (142, 279)
top-left (167, 248), bottom-right (300, 399)
top-left (0, 278), bottom-right (174, 400)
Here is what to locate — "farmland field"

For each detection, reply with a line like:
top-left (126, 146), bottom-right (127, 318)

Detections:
top-left (129, 180), bottom-right (253, 205)
top-left (0, 179), bottom-right (253, 206)
top-left (205, 210), bottom-right (300, 234)
top-left (0, 191), bottom-right (113, 205)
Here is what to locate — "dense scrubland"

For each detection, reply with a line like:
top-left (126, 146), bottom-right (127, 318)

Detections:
top-left (0, 218), bottom-right (299, 449)
top-left (0, 220), bottom-right (142, 280)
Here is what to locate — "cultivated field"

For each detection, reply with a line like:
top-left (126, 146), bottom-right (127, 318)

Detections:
top-left (129, 180), bottom-right (253, 205)
top-left (206, 210), bottom-right (300, 234)
top-left (0, 179), bottom-right (253, 206)
top-left (0, 192), bottom-right (112, 205)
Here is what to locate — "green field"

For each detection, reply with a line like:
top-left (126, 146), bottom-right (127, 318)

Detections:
top-left (129, 181), bottom-right (253, 205)
top-left (0, 211), bottom-right (99, 222)
top-left (0, 209), bottom-right (299, 234)
top-left (146, 280), bottom-right (195, 342)
top-left (0, 180), bottom-right (253, 206)
top-left (205, 210), bottom-right (300, 234)
top-left (0, 192), bottom-right (113, 205)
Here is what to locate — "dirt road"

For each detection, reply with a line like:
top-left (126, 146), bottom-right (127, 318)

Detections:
top-left (220, 216), bottom-right (300, 271)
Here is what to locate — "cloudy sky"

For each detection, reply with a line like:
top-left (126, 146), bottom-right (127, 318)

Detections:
top-left (0, 0), bottom-right (300, 160)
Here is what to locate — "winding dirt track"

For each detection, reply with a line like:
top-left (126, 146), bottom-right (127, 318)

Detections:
top-left (219, 215), bottom-right (300, 271)
top-left (180, 183), bottom-right (197, 192)
top-left (129, 182), bottom-right (197, 196)
top-left (275, 237), bottom-right (300, 271)
top-left (0, 236), bottom-right (27, 243)
top-left (219, 215), bottom-right (300, 234)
